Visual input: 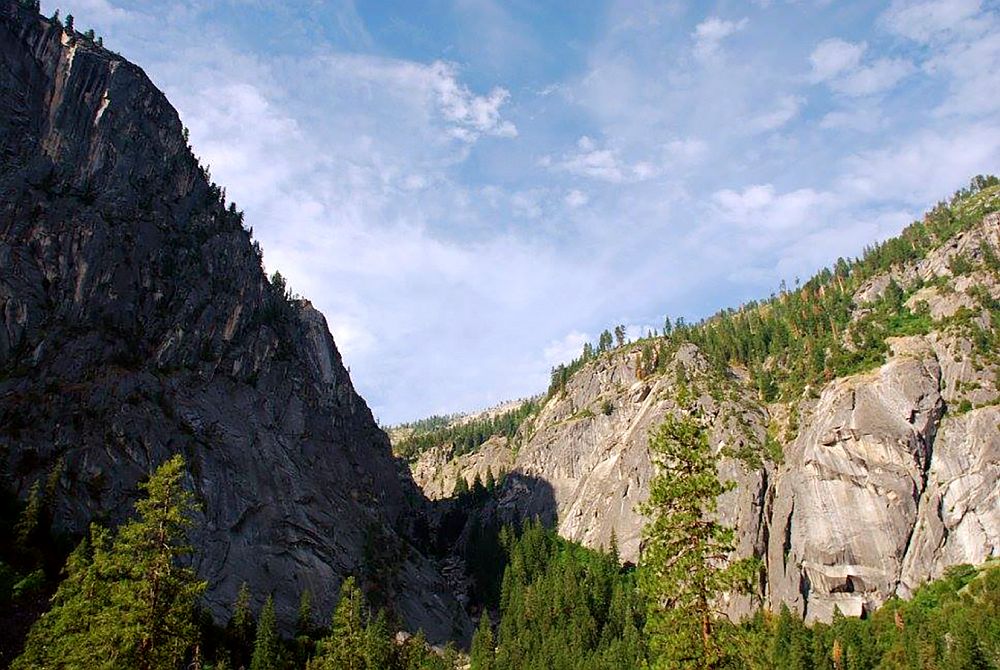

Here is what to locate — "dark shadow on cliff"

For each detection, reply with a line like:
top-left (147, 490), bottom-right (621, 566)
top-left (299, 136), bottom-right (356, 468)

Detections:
top-left (404, 467), bottom-right (558, 616)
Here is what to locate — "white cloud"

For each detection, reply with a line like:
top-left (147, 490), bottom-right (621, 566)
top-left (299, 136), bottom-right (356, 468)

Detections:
top-left (819, 107), bottom-right (884, 132)
top-left (548, 136), bottom-right (647, 183)
top-left (809, 37), bottom-right (913, 97)
top-left (882, 1), bottom-right (1000, 119)
top-left (546, 135), bottom-right (706, 183)
top-left (318, 55), bottom-right (517, 143)
top-left (75, 0), bottom-right (1000, 422)
top-left (751, 94), bottom-right (805, 131)
top-left (692, 17), bottom-right (748, 59)
top-left (565, 189), bottom-right (589, 208)
top-left (511, 190), bottom-right (545, 219)
top-left (713, 184), bottom-right (833, 231)
top-left (809, 39), bottom-right (866, 81)
top-left (62, 0), bottom-right (135, 25)
top-left (829, 58), bottom-right (915, 96)
top-left (665, 138), bottom-right (708, 161)
top-left (881, 0), bottom-right (985, 42)
top-left (543, 331), bottom-right (591, 368)
top-left (838, 125), bottom-right (1000, 203)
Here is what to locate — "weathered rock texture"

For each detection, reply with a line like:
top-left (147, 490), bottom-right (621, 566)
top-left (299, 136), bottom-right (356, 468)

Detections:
top-left (409, 435), bottom-right (515, 500)
top-left (412, 213), bottom-right (1000, 622)
top-left (0, 2), bottom-right (468, 641)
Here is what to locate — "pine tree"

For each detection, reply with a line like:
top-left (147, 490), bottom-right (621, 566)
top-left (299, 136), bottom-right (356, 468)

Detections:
top-left (470, 612), bottom-right (496, 670)
top-left (485, 467), bottom-right (496, 492)
top-left (13, 481), bottom-right (42, 557)
top-left (614, 324), bottom-right (627, 347)
top-left (471, 473), bottom-right (485, 500)
top-left (14, 454), bottom-right (206, 670)
top-left (639, 415), bottom-right (760, 669)
top-left (363, 609), bottom-right (394, 669)
top-left (296, 588), bottom-right (313, 637)
top-left (228, 581), bottom-right (256, 667)
top-left (309, 576), bottom-right (366, 670)
top-left (250, 595), bottom-right (280, 670)
top-left (295, 588), bottom-right (316, 666)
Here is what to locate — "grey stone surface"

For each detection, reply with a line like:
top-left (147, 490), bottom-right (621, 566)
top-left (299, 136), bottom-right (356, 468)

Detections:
top-left (0, 3), bottom-right (468, 642)
top-left (414, 213), bottom-right (1000, 622)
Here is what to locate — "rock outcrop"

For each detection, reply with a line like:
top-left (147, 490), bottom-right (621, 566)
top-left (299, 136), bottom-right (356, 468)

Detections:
top-left (410, 212), bottom-right (1000, 622)
top-left (0, 2), bottom-right (468, 641)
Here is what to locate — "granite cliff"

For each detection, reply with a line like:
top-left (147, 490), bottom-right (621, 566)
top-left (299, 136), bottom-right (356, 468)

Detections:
top-left (0, 2), bottom-right (468, 641)
top-left (408, 203), bottom-right (1000, 622)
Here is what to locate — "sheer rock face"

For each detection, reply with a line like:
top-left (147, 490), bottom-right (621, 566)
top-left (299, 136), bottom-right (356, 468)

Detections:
top-left (409, 435), bottom-right (515, 500)
top-left (0, 3), bottom-right (468, 641)
top-left (766, 337), bottom-right (946, 620)
top-left (414, 216), bottom-right (1000, 623)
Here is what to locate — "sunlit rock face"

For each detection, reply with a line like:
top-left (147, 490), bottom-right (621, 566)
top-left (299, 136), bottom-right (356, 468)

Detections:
top-left (411, 213), bottom-right (1000, 622)
top-left (0, 2), bottom-right (469, 642)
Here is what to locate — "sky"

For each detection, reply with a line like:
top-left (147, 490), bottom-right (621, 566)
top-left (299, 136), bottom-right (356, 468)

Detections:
top-left (52, 0), bottom-right (1000, 423)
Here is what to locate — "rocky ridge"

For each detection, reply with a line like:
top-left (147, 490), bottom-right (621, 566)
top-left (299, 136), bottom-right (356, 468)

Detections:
top-left (0, 2), bottom-right (468, 641)
top-left (410, 208), bottom-right (1000, 622)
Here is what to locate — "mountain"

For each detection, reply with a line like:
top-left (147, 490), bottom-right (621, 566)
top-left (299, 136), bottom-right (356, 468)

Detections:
top-left (403, 185), bottom-right (1000, 622)
top-left (0, 1), bottom-right (468, 641)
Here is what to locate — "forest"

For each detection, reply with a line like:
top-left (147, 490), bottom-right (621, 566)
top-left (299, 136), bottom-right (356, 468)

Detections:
top-left (3, 417), bottom-right (998, 669)
top-left (393, 399), bottom-right (540, 461)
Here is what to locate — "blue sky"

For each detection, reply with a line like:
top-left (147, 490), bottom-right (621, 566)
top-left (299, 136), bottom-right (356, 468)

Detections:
top-left (54, 0), bottom-right (1000, 423)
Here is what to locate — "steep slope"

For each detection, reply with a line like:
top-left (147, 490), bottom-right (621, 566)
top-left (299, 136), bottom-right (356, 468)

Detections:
top-left (0, 2), bottom-right (467, 640)
top-left (410, 195), bottom-right (1000, 622)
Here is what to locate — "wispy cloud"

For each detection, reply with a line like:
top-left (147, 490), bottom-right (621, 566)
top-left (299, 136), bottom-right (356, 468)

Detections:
top-left (57, 0), bottom-right (1000, 421)
top-left (692, 16), bottom-right (748, 59)
top-left (809, 38), bottom-right (914, 97)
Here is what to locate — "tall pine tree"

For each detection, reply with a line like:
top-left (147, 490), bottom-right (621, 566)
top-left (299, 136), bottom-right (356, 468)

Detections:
top-left (14, 454), bottom-right (206, 670)
top-left (250, 595), bottom-right (280, 670)
top-left (639, 414), bottom-right (759, 669)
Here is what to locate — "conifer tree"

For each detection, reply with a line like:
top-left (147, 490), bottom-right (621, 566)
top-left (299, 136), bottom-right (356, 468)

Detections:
top-left (471, 473), bottom-right (485, 500)
top-left (309, 576), bottom-right (366, 670)
top-left (13, 481), bottom-right (42, 557)
top-left (14, 454), bottom-right (205, 670)
top-left (227, 581), bottom-right (256, 667)
top-left (363, 609), bottom-right (394, 669)
top-left (484, 467), bottom-right (496, 492)
top-left (295, 588), bottom-right (316, 665)
top-left (470, 612), bottom-right (496, 670)
top-left (639, 415), bottom-right (759, 669)
top-left (250, 595), bottom-right (279, 670)
top-left (296, 588), bottom-right (313, 637)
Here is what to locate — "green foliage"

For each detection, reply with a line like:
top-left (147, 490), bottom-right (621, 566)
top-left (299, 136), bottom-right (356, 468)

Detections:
top-left (227, 581), bottom-right (256, 668)
top-left (394, 399), bottom-right (539, 461)
top-left (307, 575), bottom-right (452, 670)
top-left (732, 561), bottom-right (1000, 670)
top-left (258, 270), bottom-right (299, 327)
top-left (250, 595), bottom-right (280, 670)
top-left (470, 613), bottom-right (496, 670)
top-left (487, 520), bottom-right (645, 670)
top-left (639, 414), bottom-right (761, 669)
top-left (14, 455), bottom-right (206, 670)
top-left (13, 481), bottom-right (42, 555)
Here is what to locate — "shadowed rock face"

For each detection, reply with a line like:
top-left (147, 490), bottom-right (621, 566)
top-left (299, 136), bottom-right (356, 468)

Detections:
top-left (0, 2), bottom-right (468, 641)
